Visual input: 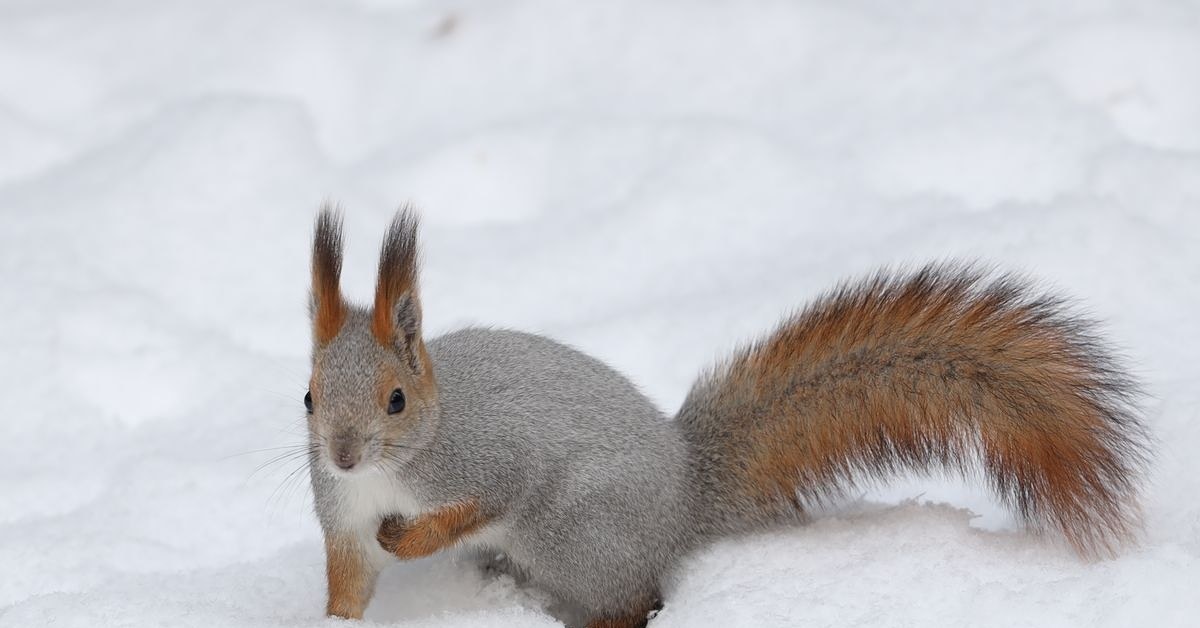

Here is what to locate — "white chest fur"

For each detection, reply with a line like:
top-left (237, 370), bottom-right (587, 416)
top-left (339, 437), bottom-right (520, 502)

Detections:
top-left (335, 469), bottom-right (424, 523)
top-left (331, 470), bottom-right (424, 565)
top-left (330, 469), bottom-right (511, 563)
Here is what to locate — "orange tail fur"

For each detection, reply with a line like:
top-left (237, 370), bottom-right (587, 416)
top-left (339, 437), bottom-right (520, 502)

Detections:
top-left (678, 264), bottom-right (1150, 557)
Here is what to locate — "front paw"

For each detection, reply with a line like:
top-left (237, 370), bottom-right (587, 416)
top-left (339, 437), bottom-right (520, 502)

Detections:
top-left (377, 514), bottom-right (409, 555)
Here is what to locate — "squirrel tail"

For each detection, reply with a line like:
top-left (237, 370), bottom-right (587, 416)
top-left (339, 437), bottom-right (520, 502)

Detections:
top-left (676, 264), bottom-right (1150, 557)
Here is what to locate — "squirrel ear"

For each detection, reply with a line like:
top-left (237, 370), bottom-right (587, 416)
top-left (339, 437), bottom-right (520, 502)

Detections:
top-left (311, 205), bottom-right (347, 346)
top-left (372, 207), bottom-right (426, 371)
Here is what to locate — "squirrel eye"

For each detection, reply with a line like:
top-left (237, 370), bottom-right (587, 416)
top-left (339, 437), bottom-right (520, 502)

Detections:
top-left (387, 388), bottom-right (406, 415)
top-left (304, 390), bottom-right (313, 414)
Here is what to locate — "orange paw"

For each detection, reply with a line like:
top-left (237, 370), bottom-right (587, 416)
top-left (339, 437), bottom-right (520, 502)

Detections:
top-left (376, 514), bottom-right (417, 556)
top-left (376, 501), bottom-right (488, 560)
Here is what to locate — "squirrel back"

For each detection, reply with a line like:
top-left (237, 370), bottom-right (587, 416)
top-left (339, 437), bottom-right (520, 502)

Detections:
top-left (677, 264), bottom-right (1151, 556)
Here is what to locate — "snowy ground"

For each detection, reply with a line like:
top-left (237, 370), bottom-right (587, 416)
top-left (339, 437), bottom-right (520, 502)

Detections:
top-left (2, 0), bottom-right (1199, 626)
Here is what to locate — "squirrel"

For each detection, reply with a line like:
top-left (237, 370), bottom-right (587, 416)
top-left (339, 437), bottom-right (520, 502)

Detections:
top-left (304, 207), bottom-right (1150, 628)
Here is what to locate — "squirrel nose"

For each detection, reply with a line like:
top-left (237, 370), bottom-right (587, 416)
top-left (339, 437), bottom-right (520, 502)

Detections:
top-left (330, 443), bottom-right (362, 471)
top-left (334, 453), bottom-right (358, 470)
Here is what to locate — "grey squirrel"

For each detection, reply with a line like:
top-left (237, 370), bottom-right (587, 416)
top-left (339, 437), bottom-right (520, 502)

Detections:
top-left (304, 207), bottom-right (1150, 628)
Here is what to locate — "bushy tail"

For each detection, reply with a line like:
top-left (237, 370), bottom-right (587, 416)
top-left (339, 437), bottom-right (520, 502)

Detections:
top-left (676, 264), bottom-right (1150, 557)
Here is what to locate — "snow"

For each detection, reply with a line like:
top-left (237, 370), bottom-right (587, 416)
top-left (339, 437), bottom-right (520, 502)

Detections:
top-left (1, 0), bottom-right (1198, 626)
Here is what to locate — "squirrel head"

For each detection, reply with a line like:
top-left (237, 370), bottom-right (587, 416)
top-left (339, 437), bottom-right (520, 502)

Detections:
top-left (305, 206), bottom-right (438, 476)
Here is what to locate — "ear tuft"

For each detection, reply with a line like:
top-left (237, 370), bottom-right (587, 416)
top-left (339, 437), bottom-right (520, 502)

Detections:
top-left (373, 207), bottom-right (424, 366)
top-left (311, 204), bottom-right (347, 345)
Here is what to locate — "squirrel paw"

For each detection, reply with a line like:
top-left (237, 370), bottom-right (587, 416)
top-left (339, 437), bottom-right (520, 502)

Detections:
top-left (376, 501), bottom-right (486, 559)
top-left (376, 514), bottom-right (410, 555)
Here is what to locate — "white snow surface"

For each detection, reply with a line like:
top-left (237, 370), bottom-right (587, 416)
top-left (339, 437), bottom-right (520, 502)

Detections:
top-left (1, 1), bottom-right (1198, 626)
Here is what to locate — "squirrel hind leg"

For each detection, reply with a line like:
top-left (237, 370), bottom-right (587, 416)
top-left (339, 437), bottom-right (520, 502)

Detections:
top-left (585, 597), bottom-right (663, 628)
top-left (466, 549), bottom-right (529, 585)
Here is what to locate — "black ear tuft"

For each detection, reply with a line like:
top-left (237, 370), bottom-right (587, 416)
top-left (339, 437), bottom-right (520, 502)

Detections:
top-left (311, 204), bottom-right (347, 345)
top-left (373, 206), bottom-right (424, 368)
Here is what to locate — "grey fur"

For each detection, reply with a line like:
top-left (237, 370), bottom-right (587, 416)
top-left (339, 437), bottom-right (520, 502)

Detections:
top-left (427, 329), bottom-right (698, 611)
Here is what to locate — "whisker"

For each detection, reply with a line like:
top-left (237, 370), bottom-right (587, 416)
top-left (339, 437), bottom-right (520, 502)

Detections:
top-left (224, 445), bottom-right (310, 465)
top-left (268, 458), bottom-right (315, 513)
top-left (238, 441), bottom-right (320, 487)
top-left (249, 450), bottom-right (311, 477)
